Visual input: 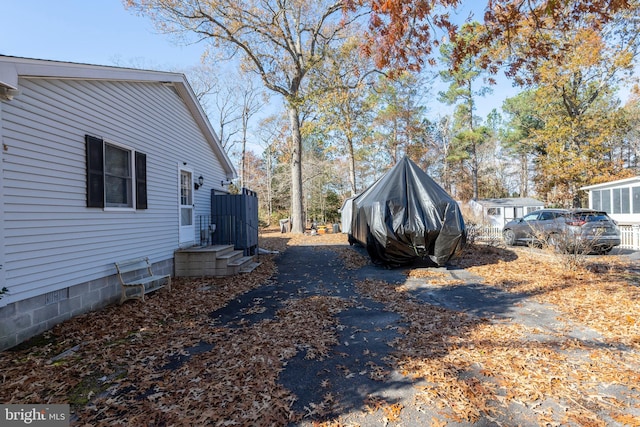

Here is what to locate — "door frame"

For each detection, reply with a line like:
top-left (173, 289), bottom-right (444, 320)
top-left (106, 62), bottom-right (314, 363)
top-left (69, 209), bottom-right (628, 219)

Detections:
top-left (178, 165), bottom-right (195, 247)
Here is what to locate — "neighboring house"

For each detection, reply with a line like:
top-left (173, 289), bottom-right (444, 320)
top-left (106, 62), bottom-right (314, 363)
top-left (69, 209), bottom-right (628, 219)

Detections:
top-left (468, 198), bottom-right (545, 228)
top-left (0, 56), bottom-right (236, 350)
top-left (581, 176), bottom-right (640, 225)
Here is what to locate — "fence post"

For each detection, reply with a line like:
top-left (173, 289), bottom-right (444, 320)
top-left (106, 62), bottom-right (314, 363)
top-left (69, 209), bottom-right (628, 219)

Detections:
top-left (633, 224), bottom-right (640, 250)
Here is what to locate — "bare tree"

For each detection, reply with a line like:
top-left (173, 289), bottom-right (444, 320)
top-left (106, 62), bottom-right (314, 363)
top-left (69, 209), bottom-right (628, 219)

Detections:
top-left (207, 76), bottom-right (243, 152)
top-left (235, 76), bottom-right (267, 189)
top-left (256, 114), bottom-right (291, 225)
top-left (125, 0), bottom-right (363, 233)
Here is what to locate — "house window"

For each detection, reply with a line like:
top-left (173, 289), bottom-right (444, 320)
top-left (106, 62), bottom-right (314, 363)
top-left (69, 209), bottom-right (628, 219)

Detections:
top-left (486, 207), bottom-right (501, 216)
top-left (105, 144), bottom-right (132, 207)
top-left (633, 187), bottom-right (640, 214)
top-left (612, 188), bottom-right (630, 214)
top-left (621, 188), bottom-right (630, 214)
top-left (592, 190), bottom-right (601, 210)
top-left (600, 189), bottom-right (611, 213)
top-left (86, 135), bottom-right (147, 209)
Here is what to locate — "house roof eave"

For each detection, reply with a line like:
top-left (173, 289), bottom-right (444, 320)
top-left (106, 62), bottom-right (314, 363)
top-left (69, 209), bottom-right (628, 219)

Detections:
top-left (171, 79), bottom-right (237, 179)
top-left (580, 176), bottom-right (640, 191)
top-left (473, 197), bottom-right (545, 208)
top-left (0, 55), bottom-right (237, 179)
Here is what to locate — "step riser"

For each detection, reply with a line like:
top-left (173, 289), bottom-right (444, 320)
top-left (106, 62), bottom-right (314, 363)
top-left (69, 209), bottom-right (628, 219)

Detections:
top-left (216, 251), bottom-right (244, 269)
top-left (175, 246), bottom-right (256, 277)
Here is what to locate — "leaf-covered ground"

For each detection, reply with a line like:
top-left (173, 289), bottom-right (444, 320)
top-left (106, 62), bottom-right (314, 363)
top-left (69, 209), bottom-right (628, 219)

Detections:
top-left (1, 231), bottom-right (639, 426)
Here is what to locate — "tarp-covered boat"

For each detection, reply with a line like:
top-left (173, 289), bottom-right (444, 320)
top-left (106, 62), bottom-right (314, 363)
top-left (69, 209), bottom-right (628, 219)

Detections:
top-left (347, 156), bottom-right (466, 267)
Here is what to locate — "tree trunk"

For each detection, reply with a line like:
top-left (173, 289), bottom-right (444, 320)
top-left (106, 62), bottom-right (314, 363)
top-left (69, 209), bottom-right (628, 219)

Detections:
top-left (288, 104), bottom-right (305, 233)
top-left (520, 152), bottom-right (529, 197)
top-left (241, 106), bottom-right (249, 189)
top-left (347, 136), bottom-right (357, 196)
top-left (472, 145), bottom-right (479, 200)
top-left (468, 81), bottom-right (479, 200)
top-left (266, 144), bottom-right (273, 226)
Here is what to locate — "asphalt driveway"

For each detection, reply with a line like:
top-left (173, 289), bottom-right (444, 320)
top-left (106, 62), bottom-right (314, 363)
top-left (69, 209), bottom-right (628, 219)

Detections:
top-left (211, 243), bottom-right (412, 424)
top-left (210, 240), bottom-right (640, 426)
top-left (2, 234), bottom-right (638, 426)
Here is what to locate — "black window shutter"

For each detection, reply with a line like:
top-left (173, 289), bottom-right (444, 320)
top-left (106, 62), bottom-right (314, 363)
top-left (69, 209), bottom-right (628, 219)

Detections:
top-left (135, 152), bottom-right (148, 209)
top-left (85, 135), bottom-right (104, 208)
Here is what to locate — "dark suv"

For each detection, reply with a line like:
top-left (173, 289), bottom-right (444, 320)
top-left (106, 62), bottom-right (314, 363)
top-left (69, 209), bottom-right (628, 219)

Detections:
top-left (502, 209), bottom-right (621, 253)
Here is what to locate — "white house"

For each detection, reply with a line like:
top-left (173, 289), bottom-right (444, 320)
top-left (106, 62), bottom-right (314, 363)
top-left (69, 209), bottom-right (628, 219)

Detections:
top-left (0, 56), bottom-right (236, 350)
top-left (581, 176), bottom-right (640, 225)
top-left (468, 198), bottom-right (545, 228)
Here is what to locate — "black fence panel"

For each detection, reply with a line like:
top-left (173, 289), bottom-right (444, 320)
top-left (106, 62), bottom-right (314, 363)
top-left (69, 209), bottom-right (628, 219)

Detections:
top-left (208, 188), bottom-right (259, 255)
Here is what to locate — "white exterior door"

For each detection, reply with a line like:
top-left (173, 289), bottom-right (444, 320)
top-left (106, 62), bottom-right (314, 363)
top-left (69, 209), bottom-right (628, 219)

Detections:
top-left (179, 167), bottom-right (195, 246)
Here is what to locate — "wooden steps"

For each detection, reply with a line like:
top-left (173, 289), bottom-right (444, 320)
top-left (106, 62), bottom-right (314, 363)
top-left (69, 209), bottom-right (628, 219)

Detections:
top-left (174, 245), bottom-right (259, 277)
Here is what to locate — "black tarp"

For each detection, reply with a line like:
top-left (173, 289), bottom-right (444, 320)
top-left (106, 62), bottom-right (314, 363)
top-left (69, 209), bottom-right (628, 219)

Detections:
top-left (348, 156), bottom-right (466, 267)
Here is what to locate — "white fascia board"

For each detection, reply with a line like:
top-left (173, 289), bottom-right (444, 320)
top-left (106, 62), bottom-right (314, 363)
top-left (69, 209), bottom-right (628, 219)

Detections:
top-left (0, 61), bottom-right (19, 89)
top-left (581, 176), bottom-right (640, 191)
top-left (13, 59), bottom-right (182, 84)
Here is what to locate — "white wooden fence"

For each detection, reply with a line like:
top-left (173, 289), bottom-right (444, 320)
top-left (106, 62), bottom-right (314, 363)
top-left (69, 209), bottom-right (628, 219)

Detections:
top-left (619, 225), bottom-right (640, 250)
top-left (467, 225), bottom-right (503, 242)
top-left (468, 224), bottom-right (640, 250)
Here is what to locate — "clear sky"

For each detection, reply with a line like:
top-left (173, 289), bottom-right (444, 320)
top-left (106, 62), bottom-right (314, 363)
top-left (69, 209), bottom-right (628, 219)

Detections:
top-left (3, 1), bottom-right (635, 119)
top-left (0, 0), bottom-right (204, 70)
top-left (28, 0), bottom-right (640, 161)
top-left (0, 0), bottom-right (266, 152)
top-left (0, 1), bottom-right (518, 117)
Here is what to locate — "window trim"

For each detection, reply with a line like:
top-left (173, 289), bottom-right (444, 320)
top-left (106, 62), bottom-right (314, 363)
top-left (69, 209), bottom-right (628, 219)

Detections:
top-left (85, 135), bottom-right (147, 210)
top-left (104, 141), bottom-right (134, 210)
top-left (612, 187), bottom-right (631, 214)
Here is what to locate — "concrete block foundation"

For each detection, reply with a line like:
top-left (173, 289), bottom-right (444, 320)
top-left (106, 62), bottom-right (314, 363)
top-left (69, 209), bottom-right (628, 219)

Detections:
top-left (0, 258), bottom-right (174, 352)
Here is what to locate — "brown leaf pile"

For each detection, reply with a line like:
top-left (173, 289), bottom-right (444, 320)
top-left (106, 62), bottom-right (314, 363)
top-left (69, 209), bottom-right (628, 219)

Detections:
top-left (404, 268), bottom-right (466, 286)
top-left (286, 230), bottom-right (351, 247)
top-left (1, 232), bottom-right (639, 427)
top-left (464, 247), bottom-right (640, 347)
top-left (0, 242), bottom-right (352, 426)
top-left (355, 273), bottom-right (640, 426)
top-left (327, 247), bottom-right (370, 270)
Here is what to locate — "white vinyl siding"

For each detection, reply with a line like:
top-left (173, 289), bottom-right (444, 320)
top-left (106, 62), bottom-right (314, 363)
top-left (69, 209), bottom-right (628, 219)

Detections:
top-left (1, 77), bottom-right (225, 305)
